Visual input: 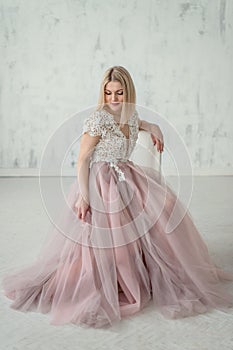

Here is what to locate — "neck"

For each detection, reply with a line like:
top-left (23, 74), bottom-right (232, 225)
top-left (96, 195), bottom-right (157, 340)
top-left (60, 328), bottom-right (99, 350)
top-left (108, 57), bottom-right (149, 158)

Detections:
top-left (103, 105), bottom-right (128, 126)
top-left (105, 105), bottom-right (122, 117)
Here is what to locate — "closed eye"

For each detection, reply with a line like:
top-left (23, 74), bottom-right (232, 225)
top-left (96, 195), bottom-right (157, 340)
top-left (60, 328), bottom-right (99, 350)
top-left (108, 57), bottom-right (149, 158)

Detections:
top-left (104, 91), bottom-right (123, 95)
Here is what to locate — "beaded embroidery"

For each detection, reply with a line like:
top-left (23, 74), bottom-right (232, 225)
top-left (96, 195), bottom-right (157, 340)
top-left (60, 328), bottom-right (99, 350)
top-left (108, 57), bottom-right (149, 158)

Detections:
top-left (82, 109), bottom-right (140, 181)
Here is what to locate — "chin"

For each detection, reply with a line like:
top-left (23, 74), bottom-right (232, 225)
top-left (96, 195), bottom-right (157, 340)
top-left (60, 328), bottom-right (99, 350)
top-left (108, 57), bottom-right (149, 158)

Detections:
top-left (108, 103), bottom-right (122, 111)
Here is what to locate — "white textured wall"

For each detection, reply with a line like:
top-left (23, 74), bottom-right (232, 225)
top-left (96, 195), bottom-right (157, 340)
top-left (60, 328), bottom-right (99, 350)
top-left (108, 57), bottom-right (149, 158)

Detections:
top-left (0, 0), bottom-right (232, 175)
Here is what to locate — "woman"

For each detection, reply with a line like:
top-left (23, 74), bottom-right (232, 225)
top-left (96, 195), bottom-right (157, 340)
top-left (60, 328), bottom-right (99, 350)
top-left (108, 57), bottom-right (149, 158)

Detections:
top-left (2, 66), bottom-right (233, 329)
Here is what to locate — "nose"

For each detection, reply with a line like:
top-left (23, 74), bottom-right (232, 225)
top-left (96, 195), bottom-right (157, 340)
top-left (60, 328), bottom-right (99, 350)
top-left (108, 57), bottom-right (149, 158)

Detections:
top-left (111, 93), bottom-right (118, 102)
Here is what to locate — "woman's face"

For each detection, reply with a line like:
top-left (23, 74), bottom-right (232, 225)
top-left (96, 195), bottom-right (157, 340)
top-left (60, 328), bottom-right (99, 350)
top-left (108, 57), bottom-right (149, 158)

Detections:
top-left (104, 81), bottom-right (124, 113)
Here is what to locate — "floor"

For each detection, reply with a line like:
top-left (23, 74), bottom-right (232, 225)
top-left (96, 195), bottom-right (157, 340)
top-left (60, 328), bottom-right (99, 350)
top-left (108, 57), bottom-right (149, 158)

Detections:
top-left (0, 176), bottom-right (233, 350)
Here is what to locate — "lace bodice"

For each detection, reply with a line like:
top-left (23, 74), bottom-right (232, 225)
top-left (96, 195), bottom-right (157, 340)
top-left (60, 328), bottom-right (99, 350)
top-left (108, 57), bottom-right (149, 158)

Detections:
top-left (82, 108), bottom-right (140, 181)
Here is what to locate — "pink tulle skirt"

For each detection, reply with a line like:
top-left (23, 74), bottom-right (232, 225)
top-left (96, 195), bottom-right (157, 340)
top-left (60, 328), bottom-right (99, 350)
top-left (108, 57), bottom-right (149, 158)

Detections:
top-left (2, 160), bottom-right (233, 328)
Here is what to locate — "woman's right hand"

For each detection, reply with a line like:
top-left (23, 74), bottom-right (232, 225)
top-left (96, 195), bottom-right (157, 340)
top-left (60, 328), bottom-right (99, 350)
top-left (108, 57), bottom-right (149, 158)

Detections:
top-left (74, 194), bottom-right (91, 221)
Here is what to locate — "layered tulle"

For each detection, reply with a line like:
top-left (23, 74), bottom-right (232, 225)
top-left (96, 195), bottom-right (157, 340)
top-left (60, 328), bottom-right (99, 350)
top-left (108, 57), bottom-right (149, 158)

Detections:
top-left (2, 160), bottom-right (233, 328)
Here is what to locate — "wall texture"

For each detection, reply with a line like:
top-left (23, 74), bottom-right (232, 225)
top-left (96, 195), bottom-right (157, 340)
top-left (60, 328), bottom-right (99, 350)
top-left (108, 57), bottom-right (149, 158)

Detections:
top-left (0, 0), bottom-right (232, 175)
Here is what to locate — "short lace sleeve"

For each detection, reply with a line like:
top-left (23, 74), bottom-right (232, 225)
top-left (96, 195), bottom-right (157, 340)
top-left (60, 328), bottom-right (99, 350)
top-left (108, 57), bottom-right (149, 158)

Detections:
top-left (82, 111), bottom-right (103, 137)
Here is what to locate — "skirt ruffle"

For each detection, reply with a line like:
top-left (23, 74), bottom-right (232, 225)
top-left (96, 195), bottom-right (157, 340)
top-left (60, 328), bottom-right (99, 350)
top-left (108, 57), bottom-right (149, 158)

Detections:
top-left (2, 160), bottom-right (233, 328)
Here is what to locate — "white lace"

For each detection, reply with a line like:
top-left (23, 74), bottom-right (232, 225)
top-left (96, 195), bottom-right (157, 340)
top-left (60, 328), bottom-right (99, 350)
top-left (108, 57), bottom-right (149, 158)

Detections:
top-left (82, 108), bottom-right (140, 181)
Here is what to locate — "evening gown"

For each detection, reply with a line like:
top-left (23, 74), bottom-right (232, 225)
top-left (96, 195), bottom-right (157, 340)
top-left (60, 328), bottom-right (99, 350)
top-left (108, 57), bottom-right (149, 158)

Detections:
top-left (2, 108), bottom-right (233, 329)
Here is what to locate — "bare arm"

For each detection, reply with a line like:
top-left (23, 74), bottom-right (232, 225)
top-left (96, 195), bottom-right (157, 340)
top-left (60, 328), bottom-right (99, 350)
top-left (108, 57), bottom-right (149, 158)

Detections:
top-left (75, 132), bottom-right (101, 220)
top-left (138, 118), bottom-right (164, 153)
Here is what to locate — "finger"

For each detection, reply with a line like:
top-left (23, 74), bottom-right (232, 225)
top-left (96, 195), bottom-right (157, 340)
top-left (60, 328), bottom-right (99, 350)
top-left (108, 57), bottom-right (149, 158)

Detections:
top-left (154, 139), bottom-right (160, 152)
top-left (161, 141), bottom-right (164, 151)
top-left (159, 140), bottom-right (162, 151)
top-left (157, 140), bottom-right (163, 152)
top-left (77, 209), bottom-right (82, 220)
top-left (81, 209), bottom-right (87, 221)
top-left (151, 137), bottom-right (164, 152)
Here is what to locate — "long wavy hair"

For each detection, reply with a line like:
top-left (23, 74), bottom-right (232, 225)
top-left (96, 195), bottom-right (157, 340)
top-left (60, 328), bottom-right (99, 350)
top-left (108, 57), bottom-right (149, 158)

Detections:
top-left (96, 66), bottom-right (136, 126)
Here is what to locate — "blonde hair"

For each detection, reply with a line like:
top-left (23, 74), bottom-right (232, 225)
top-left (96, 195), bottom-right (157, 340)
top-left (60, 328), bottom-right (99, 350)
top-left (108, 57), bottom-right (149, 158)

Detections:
top-left (96, 66), bottom-right (136, 126)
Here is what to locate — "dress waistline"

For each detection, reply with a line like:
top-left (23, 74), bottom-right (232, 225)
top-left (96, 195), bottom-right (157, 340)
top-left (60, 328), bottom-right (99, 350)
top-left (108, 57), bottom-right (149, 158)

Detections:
top-left (90, 159), bottom-right (127, 182)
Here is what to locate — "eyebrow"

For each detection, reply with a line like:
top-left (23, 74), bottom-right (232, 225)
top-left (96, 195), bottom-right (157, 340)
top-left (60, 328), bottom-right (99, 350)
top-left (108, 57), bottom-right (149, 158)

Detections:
top-left (104, 89), bottom-right (123, 92)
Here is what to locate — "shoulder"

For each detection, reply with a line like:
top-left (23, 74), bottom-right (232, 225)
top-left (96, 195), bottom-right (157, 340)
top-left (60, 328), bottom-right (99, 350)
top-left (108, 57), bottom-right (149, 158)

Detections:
top-left (82, 110), bottom-right (104, 137)
top-left (132, 109), bottom-right (141, 128)
top-left (84, 109), bottom-right (111, 124)
top-left (131, 109), bottom-right (139, 120)
top-left (84, 109), bottom-right (104, 122)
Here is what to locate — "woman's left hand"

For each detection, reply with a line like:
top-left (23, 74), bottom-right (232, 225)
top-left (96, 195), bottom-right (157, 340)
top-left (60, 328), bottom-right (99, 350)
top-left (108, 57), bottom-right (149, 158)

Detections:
top-left (150, 124), bottom-right (164, 153)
